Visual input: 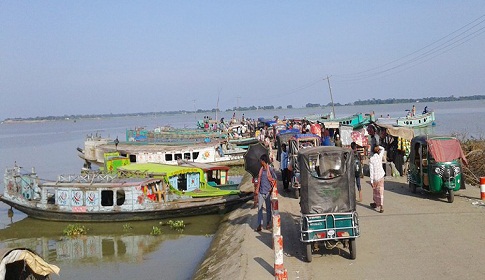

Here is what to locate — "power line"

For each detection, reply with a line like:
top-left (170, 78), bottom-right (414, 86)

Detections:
top-left (226, 15), bottom-right (485, 107)
top-left (334, 14), bottom-right (485, 83)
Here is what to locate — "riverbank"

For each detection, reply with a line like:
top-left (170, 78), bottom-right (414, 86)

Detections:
top-left (193, 171), bottom-right (485, 280)
top-left (193, 173), bottom-right (261, 280)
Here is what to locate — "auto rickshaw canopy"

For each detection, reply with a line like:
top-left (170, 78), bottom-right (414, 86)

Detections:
top-left (298, 146), bottom-right (355, 214)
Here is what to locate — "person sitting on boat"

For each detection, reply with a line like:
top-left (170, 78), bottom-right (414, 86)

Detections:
top-left (411, 105), bottom-right (416, 117)
top-left (219, 118), bottom-right (227, 131)
top-left (423, 106), bottom-right (428, 114)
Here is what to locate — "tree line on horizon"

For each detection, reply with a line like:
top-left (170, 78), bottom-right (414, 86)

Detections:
top-left (3, 94), bottom-right (484, 122)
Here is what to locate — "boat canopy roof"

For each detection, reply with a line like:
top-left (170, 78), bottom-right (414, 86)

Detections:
top-left (118, 163), bottom-right (205, 179)
top-left (374, 123), bottom-right (414, 141)
top-left (0, 247), bottom-right (60, 277)
top-left (178, 161), bottom-right (230, 171)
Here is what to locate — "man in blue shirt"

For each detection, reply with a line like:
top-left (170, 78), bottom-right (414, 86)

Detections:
top-left (280, 144), bottom-right (290, 192)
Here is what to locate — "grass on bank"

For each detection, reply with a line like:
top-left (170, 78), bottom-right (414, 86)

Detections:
top-left (455, 134), bottom-right (485, 186)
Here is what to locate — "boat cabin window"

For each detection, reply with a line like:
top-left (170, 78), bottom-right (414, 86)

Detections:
top-left (47, 189), bottom-right (56, 204)
top-left (184, 153), bottom-right (191, 160)
top-left (208, 170), bottom-right (221, 184)
top-left (165, 154), bottom-right (173, 161)
top-left (192, 152), bottom-right (199, 159)
top-left (101, 190), bottom-right (114, 206)
top-left (129, 154), bottom-right (137, 163)
top-left (98, 189), bottom-right (125, 206)
top-left (177, 174), bottom-right (188, 191)
top-left (116, 190), bottom-right (125, 206)
top-left (175, 153), bottom-right (182, 160)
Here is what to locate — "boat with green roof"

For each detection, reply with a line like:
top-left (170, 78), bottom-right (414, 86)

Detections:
top-left (1, 162), bottom-right (251, 222)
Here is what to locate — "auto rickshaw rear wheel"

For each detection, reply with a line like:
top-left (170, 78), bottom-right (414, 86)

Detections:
top-left (409, 181), bottom-right (417, 193)
top-left (349, 238), bottom-right (356, 260)
top-left (305, 243), bottom-right (313, 262)
top-left (447, 189), bottom-right (454, 203)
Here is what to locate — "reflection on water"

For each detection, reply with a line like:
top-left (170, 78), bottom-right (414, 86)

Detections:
top-left (0, 215), bottom-right (221, 280)
top-left (4, 234), bottom-right (168, 264)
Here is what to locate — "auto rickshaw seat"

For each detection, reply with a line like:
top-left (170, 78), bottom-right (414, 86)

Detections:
top-left (423, 173), bottom-right (429, 187)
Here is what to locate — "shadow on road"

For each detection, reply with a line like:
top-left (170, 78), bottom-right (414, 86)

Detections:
top-left (253, 257), bottom-right (274, 275)
top-left (379, 177), bottom-right (452, 203)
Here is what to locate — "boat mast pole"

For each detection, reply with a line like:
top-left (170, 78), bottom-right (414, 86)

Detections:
top-left (216, 88), bottom-right (221, 122)
top-left (193, 99), bottom-right (197, 121)
top-left (325, 75), bottom-right (336, 119)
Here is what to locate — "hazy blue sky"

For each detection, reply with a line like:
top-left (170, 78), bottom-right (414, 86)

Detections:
top-left (1, 1), bottom-right (484, 119)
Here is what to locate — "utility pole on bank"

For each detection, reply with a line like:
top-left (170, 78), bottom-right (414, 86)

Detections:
top-left (324, 75), bottom-right (336, 119)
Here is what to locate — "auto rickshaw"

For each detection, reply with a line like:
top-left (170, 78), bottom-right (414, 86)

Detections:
top-left (275, 129), bottom-right (299, 162)
top-left (298, 146), bottom-right (360, 262)
top-left (288, 133), bottom-right (321, 198)
top-left (408, 135), bottom-right (468, 203)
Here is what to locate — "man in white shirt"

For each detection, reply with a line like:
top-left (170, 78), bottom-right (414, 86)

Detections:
top-left (369, 146), bottom-right (385, 213)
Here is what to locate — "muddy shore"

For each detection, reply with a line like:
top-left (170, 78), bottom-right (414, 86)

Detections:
top-left (193, 173), bottom-right (255, 280)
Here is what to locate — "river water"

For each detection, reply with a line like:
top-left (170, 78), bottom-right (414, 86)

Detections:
top-left (0, 100), bottom-right (484, 279)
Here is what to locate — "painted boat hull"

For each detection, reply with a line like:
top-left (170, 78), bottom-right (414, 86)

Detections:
top-left (0, 193), bottom-right (252, 222)
top-left (1, 165), bottom-right (251, 222)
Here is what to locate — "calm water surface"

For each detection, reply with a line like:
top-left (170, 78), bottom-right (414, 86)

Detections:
top-left (0, 100), bottom-right (484, 279)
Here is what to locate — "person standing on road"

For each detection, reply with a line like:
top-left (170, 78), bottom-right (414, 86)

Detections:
top-left (369, 145), bottom-right (385, 213)
top-left (351, 142), bottom-right (363, 202)
top-left (255, 154), bottom-right (277, 231)
top-left (280, 143), bottom-right (290, 192)
top-left (367, 125), bottom-right (380, 156)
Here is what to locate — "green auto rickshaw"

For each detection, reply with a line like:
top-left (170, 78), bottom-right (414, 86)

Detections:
top-left (408, 135), bottom-right (468, 203)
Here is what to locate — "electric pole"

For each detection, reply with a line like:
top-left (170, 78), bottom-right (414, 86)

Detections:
top-left (192, 99), bottom-right (196, 121)
top-left (325, 75), bottom-right (336, 119)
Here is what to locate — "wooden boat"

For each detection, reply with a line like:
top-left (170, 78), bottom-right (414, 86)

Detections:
top-left (307, 113), bottom-right (371, 129)
top-left (126, 126), bottom-right (226, 144)
top-left (77, 134), bottom-right (246, 168)
top-left (376, 111), bottom-right (435, 128)
top-left (0, 248), bottom-right (60, 279)
top-left (0, 164), bottom-right (252, 222)
top-left (227, 136), bottom-right (258, 148)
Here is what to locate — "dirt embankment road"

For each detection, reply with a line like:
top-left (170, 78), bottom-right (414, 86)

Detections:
top-left (195, 173), bottom-right (485, 280)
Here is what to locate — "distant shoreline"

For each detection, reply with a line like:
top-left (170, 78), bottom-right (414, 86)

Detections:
top-left (3, 95), bottom-right (484, 123)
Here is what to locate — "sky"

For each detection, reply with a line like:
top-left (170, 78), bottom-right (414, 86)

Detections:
top-left (1, 1), bottom-right (484, 120)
